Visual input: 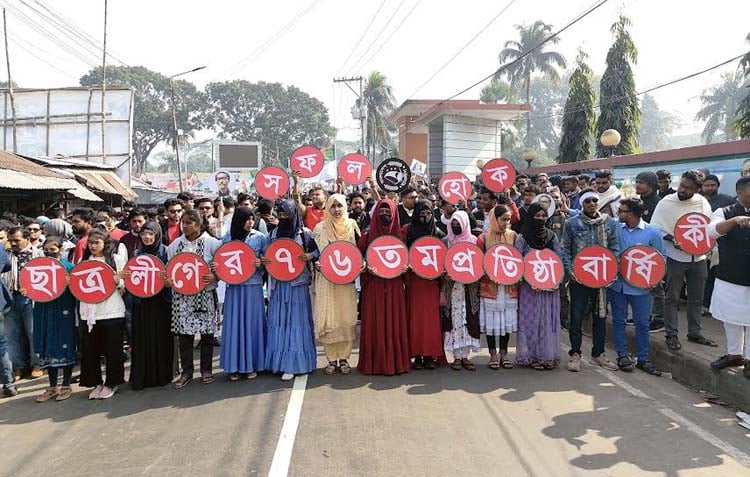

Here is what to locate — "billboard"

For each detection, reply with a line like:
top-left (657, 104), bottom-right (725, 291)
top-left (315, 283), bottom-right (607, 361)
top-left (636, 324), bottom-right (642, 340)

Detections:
top-left (216, 141), bottom-right (261, 169)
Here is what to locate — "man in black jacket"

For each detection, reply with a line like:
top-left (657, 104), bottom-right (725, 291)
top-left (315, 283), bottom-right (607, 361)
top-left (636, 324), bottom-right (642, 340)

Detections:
top-left (635, 171), bottom-right (660, 223)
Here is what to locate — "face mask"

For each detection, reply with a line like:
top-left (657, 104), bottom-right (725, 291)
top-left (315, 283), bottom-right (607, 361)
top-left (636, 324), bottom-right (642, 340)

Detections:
top-left (44, 251), bottom-right (60, 259)
top-left (533, 218), bottom-right (547, 228)
top-left (379, 215), bottom-right (392, 225)
top-left (418, 215), bottom-right (430, 225)
top-left (451, 224), bottom-right (463, 235)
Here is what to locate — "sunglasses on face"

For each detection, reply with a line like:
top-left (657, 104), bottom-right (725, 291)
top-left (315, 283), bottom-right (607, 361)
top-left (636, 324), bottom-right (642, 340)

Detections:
top-left (198, 206), bottom-right (213, 210)
top-left (583, 198), bottom-right (599, 204)
top-left (27, 228), bottom-right (41, 232)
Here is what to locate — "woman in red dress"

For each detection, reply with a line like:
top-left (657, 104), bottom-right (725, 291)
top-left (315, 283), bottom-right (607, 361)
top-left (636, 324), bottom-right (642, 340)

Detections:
top-left (357, 199), bottom-right (410, 375)
top-left (402, 200), bottom-right (445, 370)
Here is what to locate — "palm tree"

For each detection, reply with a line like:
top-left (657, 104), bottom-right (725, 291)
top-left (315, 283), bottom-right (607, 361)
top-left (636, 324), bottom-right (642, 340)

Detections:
top-left (695, 71), bottom-right (745, 143)
top-left (497, 20), bottom-right (567, 144)
top-left (733, 33), bottom-right (750, 139)
top-left (360, 71), bottom-right (397, 162)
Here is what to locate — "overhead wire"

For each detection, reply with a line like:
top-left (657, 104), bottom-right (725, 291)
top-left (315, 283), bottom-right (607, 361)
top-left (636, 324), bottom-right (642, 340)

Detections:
top-left (356, 0), bottom-right (424, 73)
top-left (335, 0), bottom-right (387, 75)
top-left (0, 28), bottom-right (81, 81)
top-left (345, 0), bottom-right (407, 76)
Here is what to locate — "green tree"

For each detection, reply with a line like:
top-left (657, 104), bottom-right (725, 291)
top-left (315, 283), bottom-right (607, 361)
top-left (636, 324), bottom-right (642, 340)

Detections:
top-left (695, 71), bottom-right (744, 143)
top-left (497, 20), bottom-right (567, 144)
top-left (639, 94), bottom-right (680, 152)
top-left (79, 66), bottom-right (203, 174)
top-left (359, 71), bottom-right (397, 163)
top-left (558, 50), bottom-right (596, 163)
top-left (480, 78), bottom-right (516, 104)
top-left (596, 15), bottom-right (640, 156)
top-left (201, 80), bottom-right (335, 167)
top-left (732, 33), bottom-right (750, 139)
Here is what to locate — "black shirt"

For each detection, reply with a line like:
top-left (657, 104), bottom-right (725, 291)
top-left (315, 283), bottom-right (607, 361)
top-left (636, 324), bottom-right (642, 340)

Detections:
top-left (639, 192), bottom-right (660, 223)
top-left (398, 204), bottom-right (414, 226)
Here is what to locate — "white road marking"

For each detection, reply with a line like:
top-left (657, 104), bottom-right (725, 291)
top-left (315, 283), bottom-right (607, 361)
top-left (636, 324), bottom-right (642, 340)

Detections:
top-left (592, 365), bottom-right (750, 467)
top-left (268, 374), bottom-right (308, 477)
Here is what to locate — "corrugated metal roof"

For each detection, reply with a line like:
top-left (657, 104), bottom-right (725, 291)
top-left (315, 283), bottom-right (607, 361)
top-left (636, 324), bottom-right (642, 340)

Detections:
top-left (0, 169), bottom-right (102, 204)
top-left (0, 150), bottom-right (65, 178)
top-left (69, 169), bottom-right (138, 200)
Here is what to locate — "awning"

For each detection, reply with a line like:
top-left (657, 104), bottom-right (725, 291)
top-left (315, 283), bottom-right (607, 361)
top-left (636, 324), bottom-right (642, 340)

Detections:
top-left (64, 183), bottom-right (104, 202)
top-left (63, 169), bottom-right (138, 200)
top-left (0, 168), bottom-right (102, 202)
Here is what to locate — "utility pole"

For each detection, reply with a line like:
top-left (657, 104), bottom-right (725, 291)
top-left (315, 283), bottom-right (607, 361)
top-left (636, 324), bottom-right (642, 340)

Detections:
top-left (333, 76), bottom-right (365, 155)
top-left (3, 9), bottom-right (17, 153)
top-left (101, 0), bottom-right (108, 164)
top-left (168, 66), bottom-right (206, 193)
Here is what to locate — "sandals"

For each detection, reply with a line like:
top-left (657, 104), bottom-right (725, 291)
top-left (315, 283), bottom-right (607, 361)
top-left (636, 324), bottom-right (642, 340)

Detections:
top-left (339, 360), bottom-right (351, 375)
top-left (36, 387), bottom-right (59, 403)
top-left (451, 360), bottom-right (463, 371)
top-left (324, 361), bottom-right (337, 375)
top-left (687, 335), bottom-right (718, 347)
top-left (173, 375), bottom-right (192, 389)
top-left (666, 336), bottom-right (682, 351)
top-left (229, 373), bottom-right (241, 381)
top-left (488, 360), bottom-right (501, 370)
top-left (461, 359), bottom-right (476, 372)
top-left (531, 362), bottom-right (546, 371)
top-left (201, 373), bottom-right (215, 385)
top-left (56, 386), bottom-right (72, 401)
top-left (500, 354), bottom-right (514, 369)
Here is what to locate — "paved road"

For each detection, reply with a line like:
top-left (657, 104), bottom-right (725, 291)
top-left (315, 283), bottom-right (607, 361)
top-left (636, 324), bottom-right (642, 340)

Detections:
top-left (1, 333), bottom-right (750, 477)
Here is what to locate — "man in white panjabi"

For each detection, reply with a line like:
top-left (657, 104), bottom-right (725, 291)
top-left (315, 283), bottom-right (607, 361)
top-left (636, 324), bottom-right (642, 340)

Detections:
top-left (708, 177), bottom-right (750, 376)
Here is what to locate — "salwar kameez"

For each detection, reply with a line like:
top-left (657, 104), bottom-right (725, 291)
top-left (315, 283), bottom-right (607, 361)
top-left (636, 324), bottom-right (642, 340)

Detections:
top-left (444, 282), bottom-right (482, 359)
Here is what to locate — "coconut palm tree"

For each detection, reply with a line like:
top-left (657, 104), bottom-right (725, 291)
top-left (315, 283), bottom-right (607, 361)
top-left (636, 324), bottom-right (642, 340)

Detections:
top-left (733, 33), bottom-right (750, 139)
top-left (359, 71), bottom-right (397, 163)
top-left (695, 71), bottom-right (745, 143)
top-left (497, 20), bottom-right (567, 144)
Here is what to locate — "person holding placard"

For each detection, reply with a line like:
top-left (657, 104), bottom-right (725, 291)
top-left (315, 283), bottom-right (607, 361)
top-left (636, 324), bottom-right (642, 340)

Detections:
top-left (219, 208), bottom-right (269, 381)
top-left (477, 205), bottom-right (518, 370)
top-left (264, 200), bottom-right (319, 382)
top-left (26, 237), bottom-right (77, 402)
top-left (312, 194), bottom-right (361, 375)
top-left (167, 209), bottom-right (221, 389)
top-left (78, 228), bottom-right (127, 400)
top-left (515, 203), bottom-right (562, 370)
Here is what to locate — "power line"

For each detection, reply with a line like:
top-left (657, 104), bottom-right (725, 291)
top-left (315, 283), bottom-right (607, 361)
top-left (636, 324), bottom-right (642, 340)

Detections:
top-left (0, 28), bottom-right (80, 81)
top-left (407, 0), bottom-right (518, 98)
top-left (335, 0), bottom-right (387, 75)
top-left (357, 0), bottom-right (424, 72)
top-left (345, 0), bottom-right (407, 76)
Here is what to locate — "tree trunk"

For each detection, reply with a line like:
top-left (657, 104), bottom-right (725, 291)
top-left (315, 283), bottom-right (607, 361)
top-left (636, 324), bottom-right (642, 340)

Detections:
top-left (525, 74), bottom-right (531, 146)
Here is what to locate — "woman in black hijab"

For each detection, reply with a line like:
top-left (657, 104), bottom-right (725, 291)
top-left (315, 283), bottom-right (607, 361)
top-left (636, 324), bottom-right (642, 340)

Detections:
top-left (127, 221), bottom-right (174, 390)
top-left (520, 203), bottom-right (556, 250)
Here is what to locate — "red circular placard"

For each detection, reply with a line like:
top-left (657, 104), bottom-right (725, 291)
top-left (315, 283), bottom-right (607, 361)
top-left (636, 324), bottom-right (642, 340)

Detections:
top-left (523, 248), bottom-right (564, 290)
top-left (69, 260), bottom-right (117, 304)
top-left (445, 242), bottom-right (484, 284)
top-left (674, 212), bottom-right (715, 256)
top-left (213, 241), bottom-right (257, 285)
top-left (408, 236), bottom-right (447, 280)
top-left (365, 235), bottom-right (408, 279)
top-left (438, 171), bottom-right (472, 205)
top-left (338, 153), bottom-right (372, 185)
top-left (319, 241), bottom-right (363, 284)
top-left (265, 238), bottom-right (305, 282)
top-left (255, 166), bottom-right (290, 200)
top-left (166, 252), bottom-right (210, 295)
top-left (123, 254), bottom-right (166, 298)
top-left (481, 158), bottom-right (516, 193)
top-left (290, 145), bottom-right (324, 178)
top-left (619, 245), bottom-right (666, 289)
top-left (483, 244), bottom-right (524, 285)
top-left (19, 257), bottom-right (68, 303)
top-left (572, 245), bottom-right (618, 288)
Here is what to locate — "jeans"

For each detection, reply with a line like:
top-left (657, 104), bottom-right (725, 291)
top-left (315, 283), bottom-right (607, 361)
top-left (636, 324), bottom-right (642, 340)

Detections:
top-left (0, 310), bottom-right (15, 387)
top-left (569, 281), bottom-right (606, 357)
top-left (178, 334), bottom-right (214, 377)
top-left (5, 294), bottom-right (36, 369)
top-left (608, 290), bottom-right (652, 361)
top-left (664, 258), bottom-right (707, 338)
top-left (48, 365), bottom-right (73, 387)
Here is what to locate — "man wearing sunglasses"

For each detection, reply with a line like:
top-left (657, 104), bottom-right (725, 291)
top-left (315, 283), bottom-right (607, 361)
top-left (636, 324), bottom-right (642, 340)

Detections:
top-left (25, 221), bottom-right (44, 250)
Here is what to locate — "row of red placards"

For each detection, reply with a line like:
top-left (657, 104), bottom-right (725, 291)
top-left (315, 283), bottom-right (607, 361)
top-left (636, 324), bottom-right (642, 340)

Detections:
top-left (20, 238), bottom-right (667, 304)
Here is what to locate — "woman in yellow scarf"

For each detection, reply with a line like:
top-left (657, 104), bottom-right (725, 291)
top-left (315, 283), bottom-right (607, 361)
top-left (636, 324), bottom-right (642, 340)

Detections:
top-left (312, 194), bottom-right (361, 375)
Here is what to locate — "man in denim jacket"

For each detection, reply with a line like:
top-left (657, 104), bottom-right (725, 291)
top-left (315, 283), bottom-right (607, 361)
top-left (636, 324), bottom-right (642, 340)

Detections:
top-left (561, 189), bottom-right (620, 372)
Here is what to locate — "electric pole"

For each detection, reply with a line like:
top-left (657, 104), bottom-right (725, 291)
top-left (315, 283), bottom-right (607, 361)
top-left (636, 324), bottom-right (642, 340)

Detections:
top-left (333, 76), bottom-right (365, 156)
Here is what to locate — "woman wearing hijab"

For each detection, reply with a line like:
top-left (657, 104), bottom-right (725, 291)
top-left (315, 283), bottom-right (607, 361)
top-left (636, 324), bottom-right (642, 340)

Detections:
top-left (312, 194), bottom-right (361, 375)
top-left (124, 221), bottom-right (174, 390)
top-left (477, 205), bottom-right (518, 370)
top-left (442, 211), bottom-right (482, 371)
top-left (514, 203), bottom-right (562, 370)
top-left (264, 199), bottom-right (318, 381)
top-left (402, 199), bottom-right (445, 370)
top-left (357, 199), bottom-right (410, 375)
top-left (218, 207), bottom-right (269, 381)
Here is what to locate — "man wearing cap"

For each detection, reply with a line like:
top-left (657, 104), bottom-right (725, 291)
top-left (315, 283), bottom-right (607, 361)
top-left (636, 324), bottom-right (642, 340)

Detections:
top-left (561, 188), bottom-right (620, 372)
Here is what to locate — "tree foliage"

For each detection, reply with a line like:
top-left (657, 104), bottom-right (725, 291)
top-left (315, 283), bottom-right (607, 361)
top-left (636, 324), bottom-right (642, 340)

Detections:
top-left (359, 71), bottom-right (397, 163)
top-left (596, 15), bottom-right (640, 156)
top-left (695, 71), bottom-right (744, 143)
top-left (639, 94), bottom-right (680, 152)
top-left (480, 78), bottom-right (516, 104)
top-left (558, 50), bottom-right (596, 163)
top-left (497, 20), bottom-right (566, 145)
top-left (201, 80), bottom-right (335, 168)
top-left (80, 66), bottom-right (202, 174)
top-left (733, 33), bottom-right (750, 139)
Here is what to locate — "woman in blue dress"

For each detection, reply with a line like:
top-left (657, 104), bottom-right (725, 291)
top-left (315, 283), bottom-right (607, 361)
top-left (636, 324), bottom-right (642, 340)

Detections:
top-left (29, 236), bottom-right (77, 402)
top-left (264, 199), bottom-right (318, 381)
top-left (218, 207), bottom-right (269, 381)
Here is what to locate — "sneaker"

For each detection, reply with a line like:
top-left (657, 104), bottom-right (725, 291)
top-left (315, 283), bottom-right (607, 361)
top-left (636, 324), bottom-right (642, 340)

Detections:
top-left (56, 386), bottom-right (73, 401)
top-left (412, 356), bottom-right (424, 370)
top-left (567, 353), bottom-right (581, 372)
top-left (2, 386), bottom-right (18, 398)
top-left (626, 317), bottom-right (635, 326)
top-left (98, 386), bottom-right (116, 399)
top-left (30, 367), bottom-right (44, 379)
top-left (649, 319), bottom-right (665, 333)
top-left (281, 373), bottom-right (295, 381)
top-left (636, 360), bottom-right (662, 376)
top-left (617, 355), bottom-right (636, 371)
top-left (88, 385), bottom-right (103, 400)
top-left (592, 354), bottom-right (618, 371)
top-left (36, 387), bottom-right (60, 403)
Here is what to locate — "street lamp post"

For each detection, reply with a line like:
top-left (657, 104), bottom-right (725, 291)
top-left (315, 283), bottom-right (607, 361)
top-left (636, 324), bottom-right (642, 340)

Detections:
top-left (522, 149), bottom-right (537, 169)
top-left (600, 129), bottom-right (621, 158)
top-left (169, 66), bottom-right (206, 192)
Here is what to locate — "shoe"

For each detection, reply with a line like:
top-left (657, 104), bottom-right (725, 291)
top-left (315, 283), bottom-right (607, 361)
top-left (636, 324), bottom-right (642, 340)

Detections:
top-left (687, 335), bottom-right (718, 347)
top-left (229, 372), bottom-right (241, 381)
top-left (30, 367), bottom-right (43, 379)
top-left (412, 356), bottom-right (424, 370)
top-left (649, 320), bottom-right (665, 333)
top-left (339, 360), bottom-right (351, 375)
top-left (56, 386), bottom-right (73, 401)
top-left (423, 356), bottom-right (437, 370)
top-left (98, 386), bottom-right (116, 399)
top-left (710, 355), bottom-right (744, 370)
top-left (200, 373), bottom-right (215, 384)
top-left (324, 361), bottom-right (337, 375)
top-left (36, 387), bottom-right (59, 403)
top-left (245, 372), bottom-right (258, 380)
top-left (567, 353), bottom-right (581, 372)
top-left (617, 355), bottom-right (636, 371)
top-left (281, 373), bottom-right (295, 381)
top-left (12, 369), bottom-right (21, 381)
top-left (666, 335), bottom-right (681, 351)
top-left (2, 386), bottom-right (18, 398)
top-left (593, 354), bottom-right (618, 371)
top-left (626, 317), bottom-right (635, 327)
top-left (636, 360), bottom-right (662, 376)
top-left (744, 361), bottom-right (750, 379)
top-left (88, 385), bottom-right (103, 400)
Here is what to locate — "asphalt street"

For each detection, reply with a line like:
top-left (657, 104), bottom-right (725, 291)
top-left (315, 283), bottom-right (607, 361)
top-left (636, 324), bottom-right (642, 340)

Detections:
top-left (1, 333), bottom-right (750, 477)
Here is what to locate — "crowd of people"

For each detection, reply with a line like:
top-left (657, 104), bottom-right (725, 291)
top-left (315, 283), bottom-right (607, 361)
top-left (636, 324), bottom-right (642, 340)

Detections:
top-left (1, 164), bottom-right (749, 403)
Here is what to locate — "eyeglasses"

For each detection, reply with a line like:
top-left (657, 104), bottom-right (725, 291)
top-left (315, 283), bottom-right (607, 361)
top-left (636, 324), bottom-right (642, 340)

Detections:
top-left (583, 198), bottom-right (599, 204)
top-left (27, 228), bottom-right (41, 232)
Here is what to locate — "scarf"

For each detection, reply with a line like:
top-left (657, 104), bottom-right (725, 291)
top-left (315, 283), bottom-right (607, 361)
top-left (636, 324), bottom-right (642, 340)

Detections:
top-left (317, 194), bottom-right (360, 244)
top-left (366, 199), bottom-right (401, 244)
top-left (406, 200), bottom-right (436, 246)
top-left (597, 185), bottom-right (621, 216)
top-left (446, 210), bottom-right (476, 246)
top-left (230, 206), bottom-right (254, 241)
top-left (521, 203), bottom-right (555, 250)
top-left (578, 210), bottom-right (609, 317)
top-left (139, 221), bottom-right (163, 255)
top-left (275, 199), bottom-right (304, 239)
top-left (485, 206), bottom-right (515, 249)
top-left (44, 218), bottom-right (73, 239)
top-left (649, 192), bottom-right (711, 237)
